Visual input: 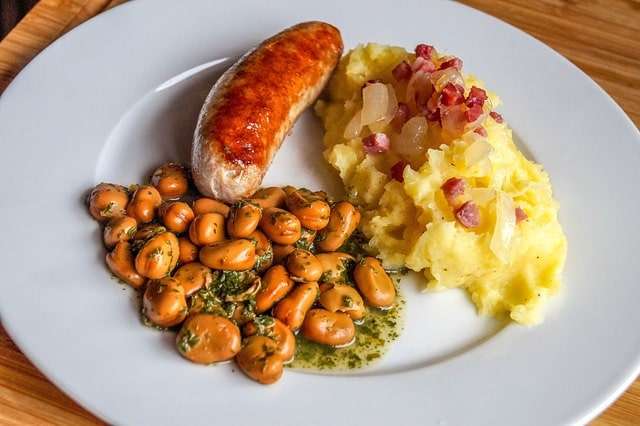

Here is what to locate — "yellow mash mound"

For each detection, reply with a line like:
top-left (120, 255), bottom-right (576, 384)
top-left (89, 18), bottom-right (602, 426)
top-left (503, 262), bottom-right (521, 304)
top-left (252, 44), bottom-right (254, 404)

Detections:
top-left (315, 44), bottom-right (567, 325)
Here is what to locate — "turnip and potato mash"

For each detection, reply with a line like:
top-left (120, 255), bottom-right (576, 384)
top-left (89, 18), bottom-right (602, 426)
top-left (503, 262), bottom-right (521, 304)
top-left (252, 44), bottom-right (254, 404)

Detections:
top-left (315, 43), bottom-right (567, 325)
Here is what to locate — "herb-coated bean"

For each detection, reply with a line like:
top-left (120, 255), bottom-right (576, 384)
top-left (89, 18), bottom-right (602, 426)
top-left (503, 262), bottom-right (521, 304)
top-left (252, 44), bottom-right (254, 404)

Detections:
top-left (159, 201), bottom-right (195, 233)
top-left (126, 185), bottom-right (162, 224)
top-left (272, 244), bottom-right (295, 264)
top-left (150, 163), bottom-right (189, 200)
top-left (88, 183), bottom-right (129, 222)
top-left (177, 237), bottom-right (198, 264)
top-left (273, 281), bottom-right (319, 331)
top-left (173, 262), bottom-right (213, 296)
top-left (227, 201), bottom-right (262, 238)
top-left (103, 216), bottom-right (137, 249)
top-left (319, 284), bottom-right (365, 320)
top-left (176, 314), bottom-right (241, 364)
top-left (286, 249), bottom-right (322, 282)
top-left (259, 207), bottom-right (302, 245)
top-left (134, 224), bottom-right (166, 242)
top-left (135, 232), bottom-right (180, 279)
top-left (143, 277), bottom-right (187, 327)
top-left (301, 309), bottom-right (355, 347)
top-left (105, 241), bottom-right (145, 288)
top-left (285, 188), bottom-right (331, 230)
top-left (353, 257), bottom-right (396, 308)
top-left (192, 197), bottom-right (230, 217)
top-left (199, 239), bottom-right (256, 271)
top-left (243, 317), bottom-right (295, 363)
top-left (188, 213), bottom-right (226, 246)
top-left (247, 230), bottom-right (273, 273)
top-left (236, 336), bottom-right (284, 385)
top-left (250, 187), bottom-right (287, 209)
top-left (316, 252), bottom-right (355, 284)
top-left (316, 201), bottom-right (361, 252)
top-left (255, 265), bottom-right (294, 313)
top-left (294, 227), bottom-right (316, 251)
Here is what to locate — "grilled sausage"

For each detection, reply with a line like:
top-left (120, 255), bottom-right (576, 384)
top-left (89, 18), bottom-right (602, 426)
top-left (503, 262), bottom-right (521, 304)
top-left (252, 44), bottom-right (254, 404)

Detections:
top-left (192, 22), bottom-right (343, 202)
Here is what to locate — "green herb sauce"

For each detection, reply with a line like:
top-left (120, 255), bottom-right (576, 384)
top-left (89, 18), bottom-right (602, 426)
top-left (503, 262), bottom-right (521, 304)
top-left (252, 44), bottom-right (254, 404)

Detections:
top-left (288, 291), bottom-right (405, 371)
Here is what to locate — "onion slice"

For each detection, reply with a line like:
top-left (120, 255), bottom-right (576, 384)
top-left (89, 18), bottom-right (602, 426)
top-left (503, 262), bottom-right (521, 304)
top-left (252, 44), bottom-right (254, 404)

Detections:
top-left (393, 116), bottom-right (429, 159)
top-left (343, 109), bottom-right (363, 139)
top-left (490, 192), bottom-right (516, 263)
top-left (361, 82), bottom-right (390, 126)
top-left (464, 139), bottom-right (493, 168)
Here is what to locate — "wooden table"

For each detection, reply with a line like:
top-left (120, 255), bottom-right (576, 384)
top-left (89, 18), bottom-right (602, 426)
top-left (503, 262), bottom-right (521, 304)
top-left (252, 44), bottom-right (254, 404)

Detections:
top-left (0, 0), bottom-right (638, 424)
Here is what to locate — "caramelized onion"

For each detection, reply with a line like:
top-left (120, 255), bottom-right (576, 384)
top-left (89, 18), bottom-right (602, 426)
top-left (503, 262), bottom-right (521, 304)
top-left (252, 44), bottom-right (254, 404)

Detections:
top-left (490, 192), bottom-right (516, 263)
top-left (361, 82), bottom-right (390, 126)
top-left (392, 116), bottom-right (429, 159)
top-left (343, 109), bottom-right (363, 139)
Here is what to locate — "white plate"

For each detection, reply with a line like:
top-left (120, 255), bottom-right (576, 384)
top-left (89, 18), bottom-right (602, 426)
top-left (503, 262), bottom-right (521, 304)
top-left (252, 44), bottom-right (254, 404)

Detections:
top-left (0, 0), bottom-right (639, 424)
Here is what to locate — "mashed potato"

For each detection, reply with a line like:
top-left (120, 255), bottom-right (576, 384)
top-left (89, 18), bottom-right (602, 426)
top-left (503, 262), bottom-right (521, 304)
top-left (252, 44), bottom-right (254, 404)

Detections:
top-left (315, 44), bottom-right (567, 325)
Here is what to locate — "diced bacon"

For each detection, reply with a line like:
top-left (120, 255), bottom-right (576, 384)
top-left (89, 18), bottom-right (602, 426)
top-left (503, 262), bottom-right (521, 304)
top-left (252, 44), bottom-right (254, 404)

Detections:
top-left (490, 111), bottom-right (504, 123)
top-left (412, 56), bottom-right (436, 73)
top-left (441, 177), bottom-right (466, 204)
top-left (439, 57), bottom-right (463, 71)
top-left (391, 102), bottom-right (411, 130)
top-left (474, 126), bottom-right (488, 137)
top-left (440, 83), bottom-right (465, 106)
top-left (515, 206), bottom-right (528, 223)
top-left (390, 160), bottom-right (408, 182)
top-left (455, 201), bottom-right (480, 228)
top-left (415, 44), bottom-right (435, 59)
top-left (362, 133), bottom-right (390, 154)
top-left (466, 86), bottom-right (488, 108)
top-left (392, 61), bottom-right (412, 81)
top-left (466, 104), bottom-right (484, 122)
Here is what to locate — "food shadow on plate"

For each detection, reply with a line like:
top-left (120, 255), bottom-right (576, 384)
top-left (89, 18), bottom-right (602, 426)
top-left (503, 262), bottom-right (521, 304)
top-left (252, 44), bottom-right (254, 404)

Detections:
top-left (96, 54), bottom-right (239, 184)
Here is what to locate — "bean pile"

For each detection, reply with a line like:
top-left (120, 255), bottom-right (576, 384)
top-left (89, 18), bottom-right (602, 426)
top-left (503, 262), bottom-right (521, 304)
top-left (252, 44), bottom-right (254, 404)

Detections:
top-left (88, 162), bottom-right (397, 384)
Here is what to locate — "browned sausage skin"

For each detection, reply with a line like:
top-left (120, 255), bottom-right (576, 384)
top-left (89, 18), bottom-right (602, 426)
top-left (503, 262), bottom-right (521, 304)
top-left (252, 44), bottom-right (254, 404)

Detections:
top-left (192, 22), bottom-right (343, 202)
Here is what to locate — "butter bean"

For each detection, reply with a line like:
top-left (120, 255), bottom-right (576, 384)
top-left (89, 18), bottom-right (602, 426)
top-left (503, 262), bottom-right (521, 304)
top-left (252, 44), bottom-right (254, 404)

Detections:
top-left (188, 213), bottom-right (225, 246)
top-left (192, 197), bottom-right (230, 218)
top-left (159, 201), bottom-right (195, 233)
top-left (173, 262), bottom-right (213, 296)
top-left (227, 201), bottom-right (262, 238)
top-left (199, 239), bottom-right (256, 271)
top-left (135, 232), bottom-right (180, 279)
top-left (353, 257), bottom-right (396, 308)
top-left (250, 187), bottom-right (287, 209)
top-left (273, 282), bottom-right (319, 331)
top-left (88, 183), bottom-right (129, 222)
top-left (316, 201), bottom-right (361, 252)
top-left (259, 207), bottom-right (301, 245)
top-left (105, 241), bottom-right (145, 289)
top-left (150, 163), bottom-right (189, 200)
top-left (316, 252), bottom-right (355, 284)
top-left (177, 237), bottom-right (198, 264)
top-left (272, 244), bottom-right (295, 264)
top-left (236, 336), bottom-right (283, 385)
top-left (255, 265), bottom-right (294, 313)
top-left (126, 185), bottom-right (162, 224)
top-left (285, 188), bottom-right (331, 230)
top-left (143, 277), bottom-right (187, 327)
top-left (176, 314), bottom-right (240, 364)
top-left (319, 284), bottom-right (365, 320)
top-left (243, 317), bottom-right (295, 363)
top-left (286, 249), bottom-right (322, 282)
top-left (301, 309), bottom-right (355, 347)
top-left (103, 216), bottom-right (137, 249)
top-left (247, 230), bottom-right (273, 273)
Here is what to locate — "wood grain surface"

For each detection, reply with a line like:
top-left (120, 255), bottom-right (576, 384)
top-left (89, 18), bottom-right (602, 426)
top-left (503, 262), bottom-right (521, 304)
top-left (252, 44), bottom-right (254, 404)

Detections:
top-left (0, 0), bottom-right (638, 424)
